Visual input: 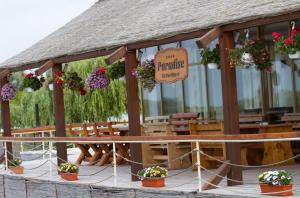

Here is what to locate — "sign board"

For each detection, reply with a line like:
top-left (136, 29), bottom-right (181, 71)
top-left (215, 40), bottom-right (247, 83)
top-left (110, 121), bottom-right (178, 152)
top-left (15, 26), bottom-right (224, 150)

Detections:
top-left (154, 48), bottom-right (188, 83)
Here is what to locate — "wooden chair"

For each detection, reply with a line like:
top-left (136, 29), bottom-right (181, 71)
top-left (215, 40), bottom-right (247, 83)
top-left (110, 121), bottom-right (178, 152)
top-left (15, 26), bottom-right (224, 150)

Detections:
top-left (281, 113), bottom-right (300, 130)
top-left (189, 122), bottom-right (225, 169)
top-left (142, 115), bottom-right (191, 170)
top-left (169, 113), bottom-right (200, 135)
top-left (239, 113), bottom-right (264, 124)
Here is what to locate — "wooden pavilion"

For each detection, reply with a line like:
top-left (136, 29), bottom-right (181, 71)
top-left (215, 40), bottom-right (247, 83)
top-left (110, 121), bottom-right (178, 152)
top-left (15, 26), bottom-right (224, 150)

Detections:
top-left (1, 0), bottom-right (300, 185)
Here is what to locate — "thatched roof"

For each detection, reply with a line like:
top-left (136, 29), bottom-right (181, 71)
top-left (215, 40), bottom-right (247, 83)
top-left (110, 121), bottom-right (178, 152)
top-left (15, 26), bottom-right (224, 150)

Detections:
top-left (1, 0), bottom-right (300, 69)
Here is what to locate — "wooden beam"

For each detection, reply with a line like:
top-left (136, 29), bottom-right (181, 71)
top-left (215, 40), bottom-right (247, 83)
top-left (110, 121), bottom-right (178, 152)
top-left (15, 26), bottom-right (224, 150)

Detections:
top-left (202, 161), bottom-right (231, 190)
top-left (125, 50), bottom-right (143, 181)
top-left (222, 10), bottom-right (300, 32)
top-left (0, 69), bottom-right (10, 80)
top-left (52, 63), bottom-right (67, 165)
top-left (0, 77), bottom-right (13, 162)
top-left (105, 46), bottom-right (127, 65)
top-left (196, 27), bottom-right (221, 48)
top-left (35, 60), bottom-right (54, 76)
top-left (219, 31), bottom-right (242, 186)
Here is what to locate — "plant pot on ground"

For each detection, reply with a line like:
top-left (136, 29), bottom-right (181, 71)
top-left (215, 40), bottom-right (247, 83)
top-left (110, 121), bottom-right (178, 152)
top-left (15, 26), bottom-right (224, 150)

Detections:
top-left (258, 170), bottom-right (293, 196)
top-left (9, 158), bottom-right (23, 174)
top-left (200, 47), bottom-right (220, 69)
top-left (138, 166), bottom-right (168, 188)
top-left (58, 163), bottom-right (79, 181)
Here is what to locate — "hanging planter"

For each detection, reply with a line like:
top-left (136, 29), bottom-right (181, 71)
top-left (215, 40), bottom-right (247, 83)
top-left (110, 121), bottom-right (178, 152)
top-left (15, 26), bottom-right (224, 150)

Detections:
top-left (106, 61), bottom-right (125, 80)
top-left (272, 22), bottom-right (300, 60)
top-left (86, 66), bottom-right (110, 90)
top-left (1, 82), bottom-right (17, 101)
top-left (58, 163), bottom-right (79, 181)
top-left (138, 166), bottom-right (168, 188)
top-left (54, 71), bottom-right (86, 96)
top-left (258, 170), bottom-right (293, 196)
top-left (200, 47), bottom-right (220, 69)
top-left (133, 59), bottom-right (156, 91)
top-left (9, 158), bottom-right (23, 174)
top-left (229, 40), bottom-right (272, 71)
top-left (22, 73), bottom-right (43, 91)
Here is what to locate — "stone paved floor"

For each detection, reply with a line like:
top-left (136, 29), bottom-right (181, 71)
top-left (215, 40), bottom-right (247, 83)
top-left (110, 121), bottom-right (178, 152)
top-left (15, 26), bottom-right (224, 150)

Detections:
top-left (1, 147), bottom-right (299, 197)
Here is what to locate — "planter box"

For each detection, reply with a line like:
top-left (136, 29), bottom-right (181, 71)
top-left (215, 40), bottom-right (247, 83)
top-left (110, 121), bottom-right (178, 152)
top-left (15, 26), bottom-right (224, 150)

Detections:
top-left (141, 178), bottom-right (165, 187)
top-left (260, 183), bottom-right (293, 196)
top-left (289, 51), bottom-right (300, 59)
top-left (60, 173), bottom-right (78, 181)
top-left (9, 166), bottom-right (24, 174)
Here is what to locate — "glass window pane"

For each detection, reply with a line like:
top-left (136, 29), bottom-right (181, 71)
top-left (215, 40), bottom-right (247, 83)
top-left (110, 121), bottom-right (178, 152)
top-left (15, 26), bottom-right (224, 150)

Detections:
top-left (160, 43), bottom-right (184, 114)
top-left (207, 68), bottom-right (223, 119)
top-left (140, 47), bottom-right (162, 117)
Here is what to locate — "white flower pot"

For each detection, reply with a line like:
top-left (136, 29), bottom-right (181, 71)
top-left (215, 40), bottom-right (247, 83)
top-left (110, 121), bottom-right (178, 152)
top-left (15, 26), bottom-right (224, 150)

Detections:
top-left (241, 52), bottom-right (254, 64)
top-left (288, 51), bottom-right (300, 59)
top-left (207, 63), bottom-right (219, 69)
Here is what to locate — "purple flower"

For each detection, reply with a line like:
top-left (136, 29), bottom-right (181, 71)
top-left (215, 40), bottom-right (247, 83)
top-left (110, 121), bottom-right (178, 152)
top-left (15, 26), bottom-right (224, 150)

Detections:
top-left (1, 83), bottom-right (16, 101)
top-left (85, 67), bottom-right (110, 90)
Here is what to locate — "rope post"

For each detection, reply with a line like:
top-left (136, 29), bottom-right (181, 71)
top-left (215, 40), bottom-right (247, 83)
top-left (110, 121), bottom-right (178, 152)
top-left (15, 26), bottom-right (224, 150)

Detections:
top-left (49, 141), bottom-right (53, 179)
top-left (196, 142), bottom-right (202, 192)
top-left (112, 142), bottom-right (117, 186)
top-left (20, 134), bottom-right (24, 152)
top-left (4, 141), bottom-right (8, 170)
top-left (42, 132), bottom-right (45, 159)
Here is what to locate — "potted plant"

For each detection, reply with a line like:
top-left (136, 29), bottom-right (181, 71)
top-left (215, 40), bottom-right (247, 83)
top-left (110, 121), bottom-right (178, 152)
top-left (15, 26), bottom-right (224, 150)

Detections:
top-left (1, 82), bottom-right (17, 101)
top-left (9, 158), bottom-right (23, 174)
top-left (85, 66), bottom-right (110, 90)
top-left (272, 27), bottom-right (300, 59)
top-left (106, 61), bottom-right (125, 80)
top-left (133, 59), bottom-right (156, 91)
top-left (58, 162), bottom-right (79, 181)
top-left (22, 73), bottom-right (43, 91)
top-left (54, 71), bottom-right (86, 95)
top-left (138, 166), bottom-right (168, 187)
top-left (258, 170), bottom-right (293, 196)
top-left (229, 40), bottom-right (272, 71)
top-left (200, 47), bottom-right (220, 69)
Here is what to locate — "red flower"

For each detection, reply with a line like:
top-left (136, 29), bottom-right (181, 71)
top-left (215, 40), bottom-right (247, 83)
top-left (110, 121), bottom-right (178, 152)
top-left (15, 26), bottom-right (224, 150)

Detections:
top-left (25, 73), bottom-right (33, 78)
top-left (99, 66), bottom-right (106, 75)
top-left (271, 32), bottom-right (281, 41)
top-left (291, 28), bottom-right (298, 36)
top-left (57, 78), bottom-right (63, 85)
top-left (284, 37), bottom-right (293, 45)
top-left (79, 88), bottom-right (86, 96)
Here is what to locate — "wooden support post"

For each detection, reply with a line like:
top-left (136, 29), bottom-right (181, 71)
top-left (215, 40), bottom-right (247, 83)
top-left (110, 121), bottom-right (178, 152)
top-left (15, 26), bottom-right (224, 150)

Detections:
top-left (52, 63), bottom-right (67, 165)
top-left (125, 50), bottom-right (143, 181)
top-left (196, 27), bottom-right (221, 48)
top-left (105, 46), bottom-right (127, 65)
top-left (219, 31), bottom-right (243, 186)
top-left (35, 60), bottom-right (54, 76)
top-left (0, 77), bottom-right (12, 162)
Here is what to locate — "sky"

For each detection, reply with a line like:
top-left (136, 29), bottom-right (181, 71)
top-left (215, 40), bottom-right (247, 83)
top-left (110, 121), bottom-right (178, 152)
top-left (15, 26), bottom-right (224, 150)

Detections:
top-left (0, 0), bottom-right (98, 63)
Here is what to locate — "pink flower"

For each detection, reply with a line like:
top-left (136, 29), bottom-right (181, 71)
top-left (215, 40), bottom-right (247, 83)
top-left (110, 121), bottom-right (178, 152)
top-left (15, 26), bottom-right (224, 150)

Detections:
top-left (272, 32), bottom-right (281, 42)
top-left (284, 37), bottom-right (293, 45)
top-left (291, 29), bottom-right (298, 36)
top-left (25, 73), bottom-right (33, 78)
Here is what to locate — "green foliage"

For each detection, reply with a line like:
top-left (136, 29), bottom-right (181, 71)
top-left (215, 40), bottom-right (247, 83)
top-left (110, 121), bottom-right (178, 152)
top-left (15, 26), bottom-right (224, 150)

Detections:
top-left (63, 71), bottom-right (84, 91)
top-left (22, 74), bottom-right (43, 91)
top-left (200, 48), bottom-right (220, 66)
top-left (7, 58), bottom-right (127, 128)
top-left (9, 158), bottom-right (22, 167)
top-left (138, 166), bottom-right (168, 178)
top-left (258, 170), bottom-right (293, 186)
top-left (106, 61), bottom-right (125, 80)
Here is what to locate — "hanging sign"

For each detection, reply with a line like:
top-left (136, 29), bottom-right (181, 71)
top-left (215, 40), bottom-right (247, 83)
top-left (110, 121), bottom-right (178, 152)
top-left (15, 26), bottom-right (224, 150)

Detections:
top-left (154, 48), bottom-right (189, 83)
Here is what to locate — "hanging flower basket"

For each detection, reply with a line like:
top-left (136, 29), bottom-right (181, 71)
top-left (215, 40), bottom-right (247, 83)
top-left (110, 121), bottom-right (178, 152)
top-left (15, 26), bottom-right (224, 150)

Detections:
top-left (9, 158), bottom-right (23, 174)
top-left (22, 73), bottom-right (43, 91)
top-left (86, 66), bottom-right (110, 90)
top-left (54, 71), bottom-right (86, 96)
top-left (258, 170), bottom-right (293, 196)
top-left (272, 23), bottom-right (300, 60)
top-left (58, 163), bottom-right (79, 181)
top-left (133, 59), bottom-right (156, 91)
top-left (200, 47), bottom-right (220, 69)
top-left (106, 61), bottom-right (125, 80)
top-left (1, 83), bottom-right (17, 101)
top-left (138, 166), bottom-right (168, 188)
top-left (229, 39), bottom-right (272, 71)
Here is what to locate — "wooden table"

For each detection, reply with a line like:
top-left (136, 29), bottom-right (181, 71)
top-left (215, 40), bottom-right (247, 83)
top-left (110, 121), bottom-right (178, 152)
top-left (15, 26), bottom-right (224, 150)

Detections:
top-left (239, 123), bottom-right (294, 165)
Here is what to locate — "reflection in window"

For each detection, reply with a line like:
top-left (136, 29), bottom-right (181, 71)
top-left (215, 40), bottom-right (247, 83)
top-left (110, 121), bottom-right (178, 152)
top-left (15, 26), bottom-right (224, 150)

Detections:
top-left (141, 47), bottom-right (162, 117)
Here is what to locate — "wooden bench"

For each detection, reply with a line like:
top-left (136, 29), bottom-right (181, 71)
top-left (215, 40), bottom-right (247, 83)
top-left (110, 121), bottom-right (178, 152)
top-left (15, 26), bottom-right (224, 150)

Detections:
top-left (239, 113), bottom-right (264, 124)
top-left (281, 113), bottom-right (300, 130)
